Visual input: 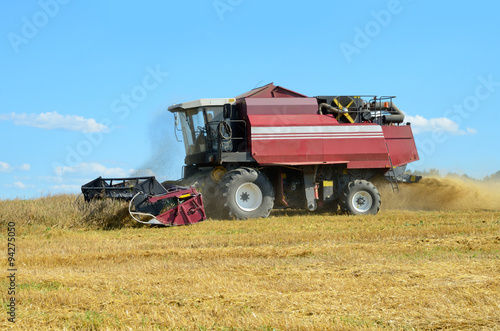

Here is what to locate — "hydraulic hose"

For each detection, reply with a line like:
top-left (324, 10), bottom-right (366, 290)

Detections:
top-left (318, 103), bottom-right (348, 115)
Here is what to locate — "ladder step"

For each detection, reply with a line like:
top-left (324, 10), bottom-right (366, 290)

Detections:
top-left (385, 141), bottom-right (399, 193)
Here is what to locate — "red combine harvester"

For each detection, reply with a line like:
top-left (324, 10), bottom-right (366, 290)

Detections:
top-left (82, 83), bottom-right (420, 224)
top-left (167, 83), bottom-right (420, 219)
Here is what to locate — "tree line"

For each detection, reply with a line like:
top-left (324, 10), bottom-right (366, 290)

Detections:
top-left (407, 169), bottom-right (500, 182)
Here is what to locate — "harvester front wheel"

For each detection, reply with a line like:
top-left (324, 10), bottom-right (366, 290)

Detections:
top-left (216, 168), bottom-right (274, 219)
top-left (340, 180), bottom-right (381, 215)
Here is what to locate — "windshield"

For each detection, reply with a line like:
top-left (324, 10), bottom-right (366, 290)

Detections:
top-left (178, 106), bottom-right (224, 156)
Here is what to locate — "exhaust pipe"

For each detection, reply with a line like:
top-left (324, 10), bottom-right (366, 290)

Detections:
top-left (373, 101), bottom-right (405, 124)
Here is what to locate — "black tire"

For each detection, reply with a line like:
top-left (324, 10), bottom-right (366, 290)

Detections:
top-left (340, 180), bottom-right (381, 215)
top-left (216, 168), bottom-right (274, 219)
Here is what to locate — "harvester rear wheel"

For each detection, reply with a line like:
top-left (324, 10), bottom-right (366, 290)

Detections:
top-left (340, 180), bottom-right (381, 215)
top-left (216, 168), bottom-right (274, 220)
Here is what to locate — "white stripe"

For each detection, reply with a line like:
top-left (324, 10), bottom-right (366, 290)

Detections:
top-left (253, 133), bottom-right (384, 138)
top-left (252, 125), bottom-right (383, 135)
top-left (252, 135), bottom-right (384, 140)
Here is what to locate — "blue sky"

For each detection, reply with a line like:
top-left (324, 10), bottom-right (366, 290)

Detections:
top-left (1, 0), bottom-right (499, 199)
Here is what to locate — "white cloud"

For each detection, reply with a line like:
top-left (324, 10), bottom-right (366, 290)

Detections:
top-left (38, 175), bottom-right (64, 183)
top-left (4, 181), bottom-right (35, 189)
top-left (0, 161), bottom-right (11, 172)
top-left (466, 127), bottom-right (477, 134)
top-left (14, 181), bottom-right (26, 189)
top-left (19, 163), bottom-right (30, 171)
top-left (0, 162), bottom-right (32, 172)
top-left (405, 115), bottom-right (476, 135)
top-left (14, 175), bottom-right (30, 180)
top-left (0, 111), bottom-right (109, 133)
top-left (54, 162), bottom-right (135, 178)
top-left (49, 184), bottom-right (81, 193)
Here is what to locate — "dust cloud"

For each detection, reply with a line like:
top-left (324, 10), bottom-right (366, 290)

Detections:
top-left (132, 109), bottom-right (185, 181)
top-left (377, 177), bottom-right (500, 211)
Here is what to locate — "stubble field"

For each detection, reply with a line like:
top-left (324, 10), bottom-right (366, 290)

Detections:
top-left (1, 178), bottom-right (499, 330)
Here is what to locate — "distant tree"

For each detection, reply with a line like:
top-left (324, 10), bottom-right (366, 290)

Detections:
top-left (425, 168), bottom-right (442, 177)
top-left (444, 172), bottom-right (476, 181)
top-left (483, 170), bottom-right (500, 182)
top-left (461, 173), bottom-right (473, 181)
top-left (407, 168), bottom-right (442, 177)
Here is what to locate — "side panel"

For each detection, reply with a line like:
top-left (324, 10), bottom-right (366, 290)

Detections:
top-left (382, 125), bottom-right (420, 167)
top-left (242, 98), bottom-right (319, 116)
top-left (248, 114), bottom-right (391, 168)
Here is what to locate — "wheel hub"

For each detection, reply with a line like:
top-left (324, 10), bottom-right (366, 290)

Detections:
top-left (356, 196), bottom-right (366, 206)
top-left (235, 183), bottom-right (263, 212)
top-left (240, 192), bottom-right (250, 202)
top-left (351, 190), bottom-right (373, 213)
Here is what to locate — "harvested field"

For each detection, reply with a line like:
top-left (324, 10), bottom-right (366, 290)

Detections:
top-left (1, 179), bottom-right (500, 330)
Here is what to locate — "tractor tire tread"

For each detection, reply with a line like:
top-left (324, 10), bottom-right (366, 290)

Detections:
top-left (216, 167), bottom-right (274, 220)
top-left (340, 179), bottom-right (381, 215)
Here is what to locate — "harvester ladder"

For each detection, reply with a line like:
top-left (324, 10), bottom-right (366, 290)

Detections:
top-left (385, 142), bottom-right (400, 193)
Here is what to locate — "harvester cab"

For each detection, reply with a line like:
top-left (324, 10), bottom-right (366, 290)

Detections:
top-left (172, 99), bottom-right (228, 157)
top-left (170, 98), bottom-right (249, 167)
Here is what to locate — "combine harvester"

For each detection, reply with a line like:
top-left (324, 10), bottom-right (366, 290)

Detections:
top-left (82, 83), bottom-right (421, 225)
